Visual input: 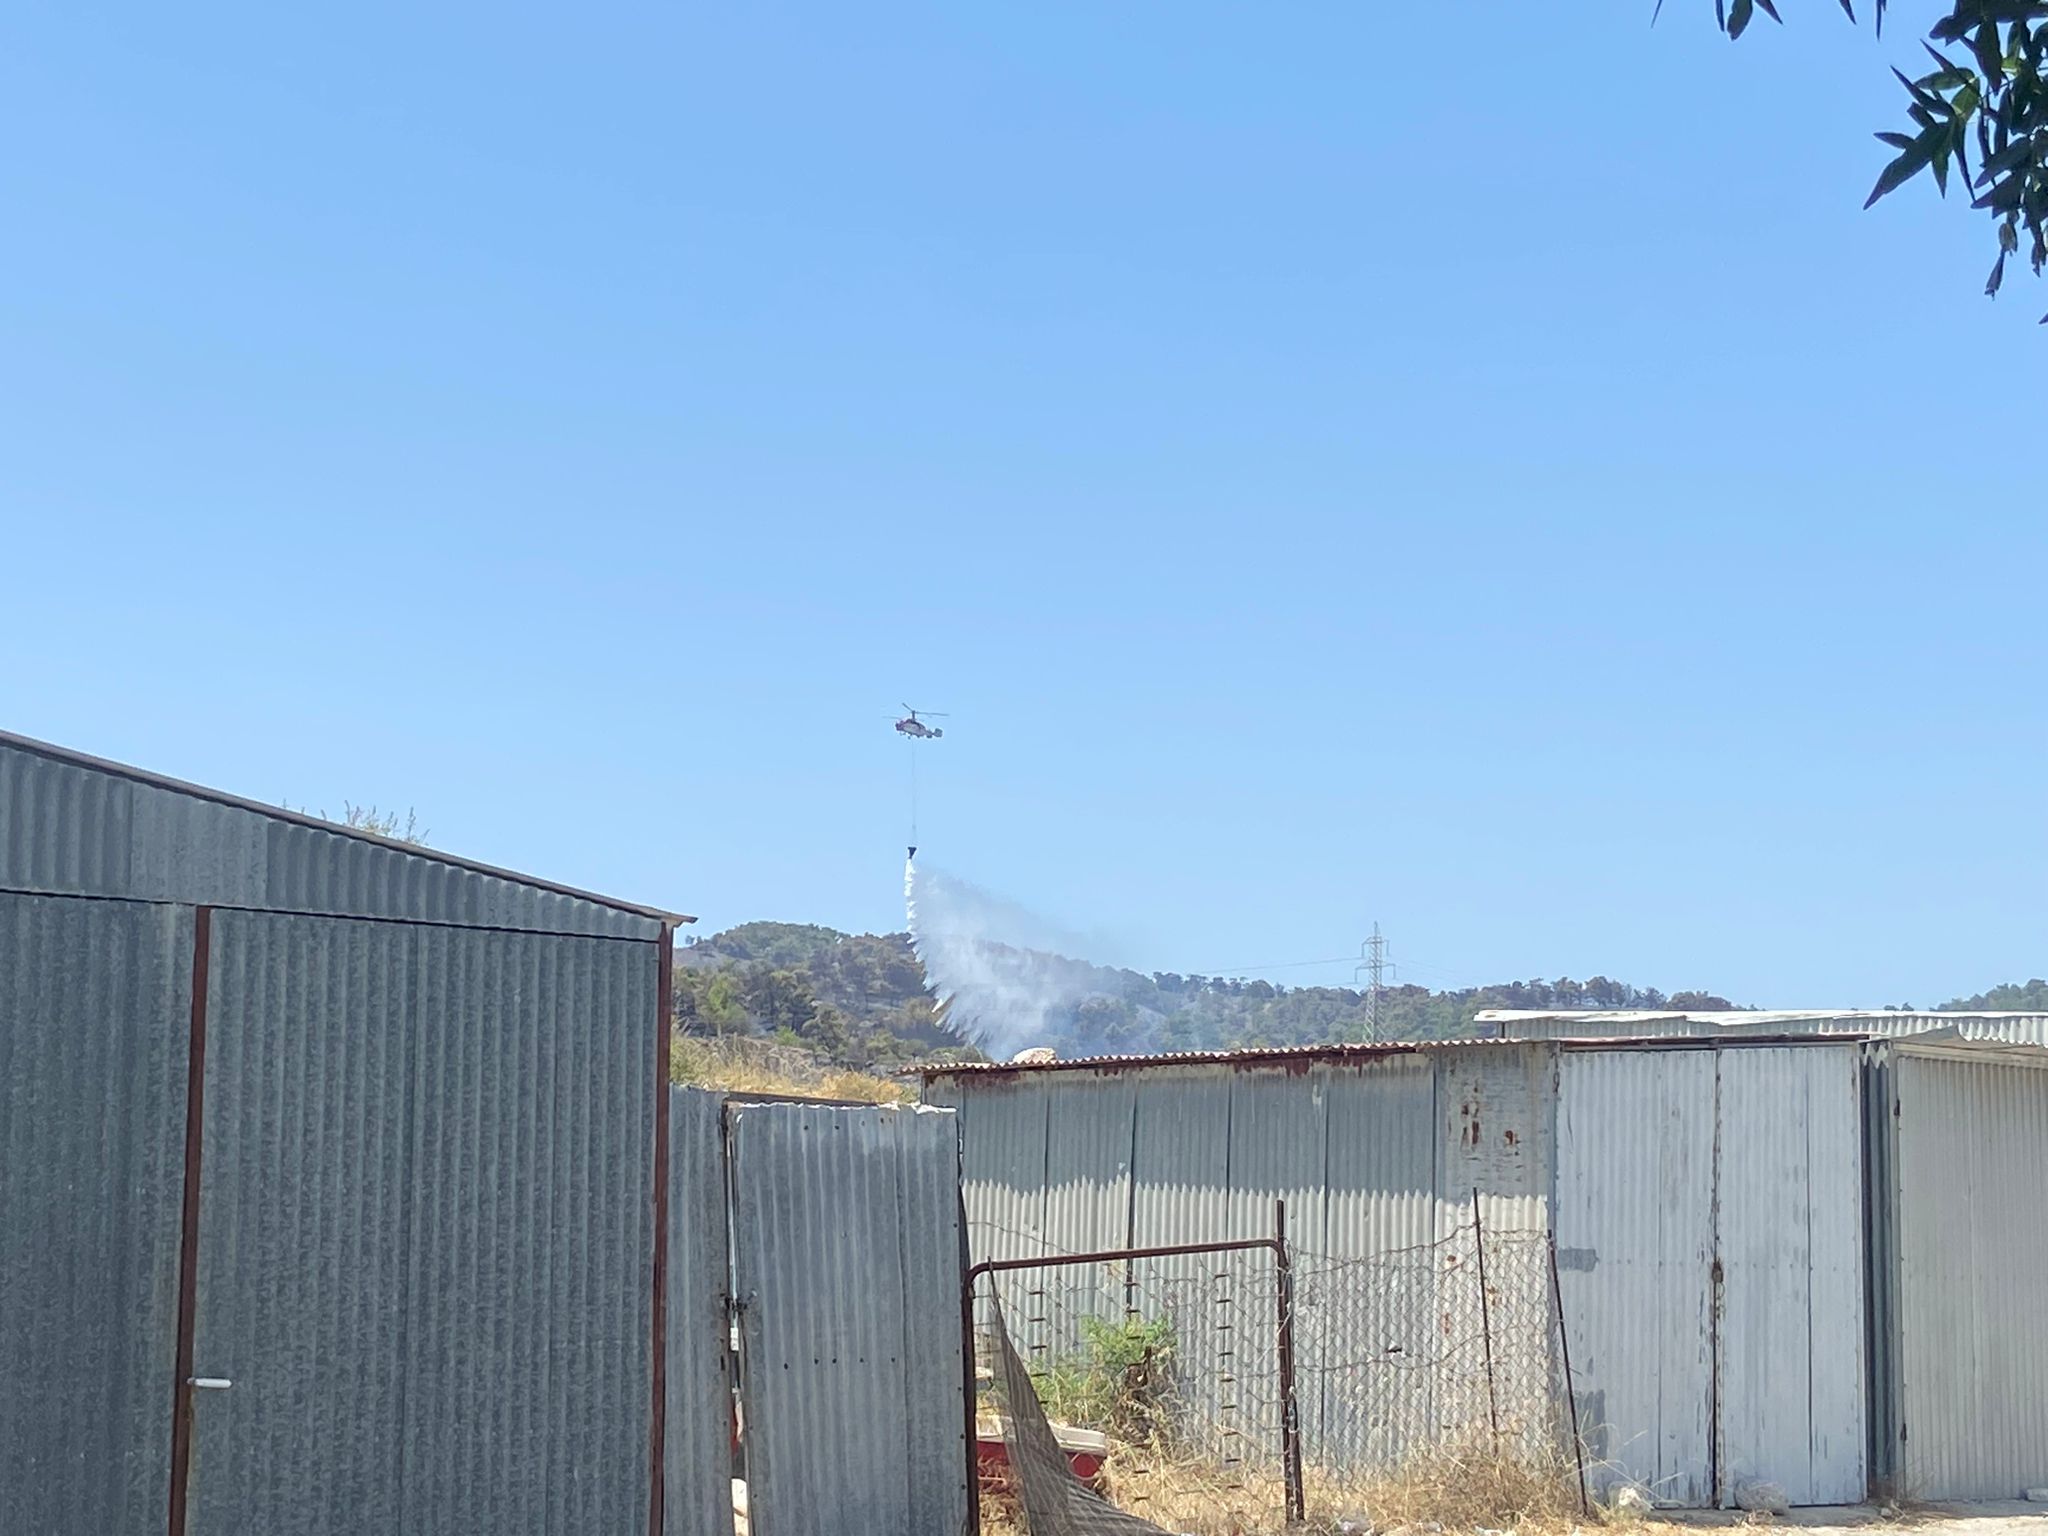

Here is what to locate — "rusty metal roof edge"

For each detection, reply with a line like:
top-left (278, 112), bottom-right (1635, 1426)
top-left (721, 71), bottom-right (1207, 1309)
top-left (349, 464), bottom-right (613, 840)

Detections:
top-left (912, 1031), bottom-right (1891, 1080)
top-left (0, 727), bottom-right (694, 927)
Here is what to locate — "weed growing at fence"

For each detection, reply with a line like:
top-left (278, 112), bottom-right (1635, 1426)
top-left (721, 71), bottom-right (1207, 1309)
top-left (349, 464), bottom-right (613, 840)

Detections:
top-left (1031, 1314), bottom-right (1177, 1445)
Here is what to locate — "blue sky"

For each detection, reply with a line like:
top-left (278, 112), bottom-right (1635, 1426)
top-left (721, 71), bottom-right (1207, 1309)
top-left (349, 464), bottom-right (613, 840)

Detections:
top-left (3, 2), bottom-right (2041, 1007)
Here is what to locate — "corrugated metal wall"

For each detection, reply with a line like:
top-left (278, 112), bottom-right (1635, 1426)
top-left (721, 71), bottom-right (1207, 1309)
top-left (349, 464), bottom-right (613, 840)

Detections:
top-left (0, 892), bottom-right (192, 1536)
top-left (185, 912), bottom-right (656, 1536)
top-left (666, 1089), bottom-right (735, 1536)
top-left (727, 1103), bottom-right (967, 1536)
top-left (936, 1051), bottom-right (1552, 1473)
top-left (0, 736), bottom-right (659, 938)
top-left (935, 1049), bottom-right (1548, 1271)
top-left (1309, 1058), bottom-right (1438, 1469)
top-left (1893, 1052), bottom-right (2048, 1499)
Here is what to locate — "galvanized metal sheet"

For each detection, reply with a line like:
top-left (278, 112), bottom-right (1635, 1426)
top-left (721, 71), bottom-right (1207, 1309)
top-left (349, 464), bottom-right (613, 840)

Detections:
top-left (187, 912), bottom-right (657, 1536)
top-left (1315, 1057), bottom-right (1439, 1470)
top-left (0, 734), bottom-right (663, 937)
top-left (1715, 1046), bottom-right (1865, 1506)
top-left (951, 1074), bottom-right (1051, 1265)
top-left (1127, 1067), bottom-right (1233, 1249)
top-left (1322, 1057), bottom-right (1437, 1261)
top-left (729, 1103), bottom-right (967, 1536)
top-left (1555, 1049), bottom-right (1716, 1506)
top-left (0, 892), bottom-right (192, 1536)
top-left (667, 1088), bottom-right (735, 1536)
top-left (1893, 1052), bottom-right (2048, 1500)
top-left (1043, 1074), bottom-right (1136, 1255)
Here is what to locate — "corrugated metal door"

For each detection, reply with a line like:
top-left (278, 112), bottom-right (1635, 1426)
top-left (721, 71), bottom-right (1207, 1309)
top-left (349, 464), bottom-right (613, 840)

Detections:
top-left (1555, 1050), bottom-right (1717, 1506)
top-left (1715, 1047), bottom-right (1864, 1506)
top-left (182, 912), bottom-right (657, 1536)
top-left (0, 892), bottom-right (193, 1536)
top-left (729, 1102), bottom-right (967, 1536)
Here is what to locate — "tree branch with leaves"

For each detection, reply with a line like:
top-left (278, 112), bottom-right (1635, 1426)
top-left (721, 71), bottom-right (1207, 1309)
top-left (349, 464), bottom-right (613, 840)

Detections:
top-left (1714, 0), bottom-right (2048, 319)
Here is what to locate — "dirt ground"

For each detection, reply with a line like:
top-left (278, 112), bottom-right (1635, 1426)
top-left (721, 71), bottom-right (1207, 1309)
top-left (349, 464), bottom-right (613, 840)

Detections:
top-left (1652, 1504), bottom-right (2048, 1536)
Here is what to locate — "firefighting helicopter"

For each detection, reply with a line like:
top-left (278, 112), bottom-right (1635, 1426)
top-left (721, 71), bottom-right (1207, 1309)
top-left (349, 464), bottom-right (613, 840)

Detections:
top-left (893, 706), bottom-right (946, 740)
top-left (895, 706), bottom-right (946, 860)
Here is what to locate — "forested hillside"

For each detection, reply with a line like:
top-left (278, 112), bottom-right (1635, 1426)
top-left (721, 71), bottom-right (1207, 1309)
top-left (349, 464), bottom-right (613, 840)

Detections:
top-left (672, 920), bottom-right (1742, 1066)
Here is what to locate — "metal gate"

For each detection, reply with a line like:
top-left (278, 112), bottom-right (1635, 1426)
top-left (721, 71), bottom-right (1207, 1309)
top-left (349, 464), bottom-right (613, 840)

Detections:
top-left (726, 1101), bottom-right (969, 1536)
top-left (1556, 1045), bottom-right (1864, 1508)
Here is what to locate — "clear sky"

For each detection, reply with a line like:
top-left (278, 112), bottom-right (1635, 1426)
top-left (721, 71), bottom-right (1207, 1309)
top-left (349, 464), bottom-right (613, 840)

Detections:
top-left (3, 2), bottom-right (2041, 1008)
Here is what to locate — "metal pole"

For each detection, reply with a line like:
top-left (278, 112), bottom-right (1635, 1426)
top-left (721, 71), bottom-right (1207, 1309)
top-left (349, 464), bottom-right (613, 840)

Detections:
top-left (1547, 1231), bottom-right (1591, 1516)
top-left (1275, 1199), bottom-right (1305, 1527)
top-left (1471, 1188), bottom-right (1501, 1450)
top-left (960, 1187), bottom-right (982, 1535)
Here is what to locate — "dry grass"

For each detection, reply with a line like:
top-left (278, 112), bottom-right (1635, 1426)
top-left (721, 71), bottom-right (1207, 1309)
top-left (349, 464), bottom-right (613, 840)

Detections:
top-left (1315, 1433), bottom-right (1590, 1535)
top-left (670, 1036), bottom-right (911, 1104)
top-left (977, 1433), bottom-right (1592, 1536)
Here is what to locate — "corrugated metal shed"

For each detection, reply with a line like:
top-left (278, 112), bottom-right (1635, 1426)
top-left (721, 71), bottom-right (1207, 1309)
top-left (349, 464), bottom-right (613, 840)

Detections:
top-left (0, 892), bottom-right (192, 1536)
top-left (930, 1036), bottom-right (1896, 1509)
top-left (0, 729), bottom-right (688, 936)
top-left (727, 1102), bottom-right (967, 1536)
top-left (1, 730), bottom-right (684, 1536)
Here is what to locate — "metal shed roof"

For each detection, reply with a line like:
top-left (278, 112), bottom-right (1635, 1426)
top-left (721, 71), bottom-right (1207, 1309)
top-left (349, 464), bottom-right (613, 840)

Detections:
top-left (0, 729), bottom-right (691, 937)
top-left (914, 1031), bottom-right (1866, 1082)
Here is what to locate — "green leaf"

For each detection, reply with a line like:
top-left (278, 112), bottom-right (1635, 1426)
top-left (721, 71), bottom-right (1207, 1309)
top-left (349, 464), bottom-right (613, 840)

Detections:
top-left (1729, 0), bottom-right (1754, 39)
top-left (1980, 134), bottom-right (2039, 179)
top-left (1974, 22), bottom-right (2007, 81)
top-left (1894, 66), bottom-right (1951, 115)
top-left (1866, 134), bottom-right (1939, 207)
top-left (1971, 171), bottom-right (2026, 212)
top-left (1755, 0), bottom-right (1782, 21)
top-left (1876, 131), bottom-right (1918, 149)
top-left (1987, 248), bottom-right (2008, 296)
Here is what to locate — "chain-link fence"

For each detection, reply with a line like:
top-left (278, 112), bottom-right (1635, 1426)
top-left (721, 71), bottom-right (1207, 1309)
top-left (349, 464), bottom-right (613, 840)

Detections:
top-left (1296, 1219), bottom-right (1578, 1497)
top-left (967, 1211), bottom-right (1588, 1535)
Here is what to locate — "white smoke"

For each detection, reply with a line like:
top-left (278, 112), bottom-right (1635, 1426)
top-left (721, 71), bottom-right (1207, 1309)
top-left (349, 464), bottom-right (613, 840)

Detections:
top-left (905, 859), bottom-right (1110, 1059)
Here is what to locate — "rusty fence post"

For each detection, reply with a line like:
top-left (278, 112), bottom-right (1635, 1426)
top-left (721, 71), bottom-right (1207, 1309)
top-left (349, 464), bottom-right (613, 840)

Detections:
top-left (1471, 1188), bottom-right (1501, 1451)
top-left (1546, 1230), bottom-right (1591, 1516)
top-left (1275, 1198), bottom-right (1305, 1527)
